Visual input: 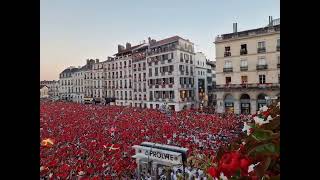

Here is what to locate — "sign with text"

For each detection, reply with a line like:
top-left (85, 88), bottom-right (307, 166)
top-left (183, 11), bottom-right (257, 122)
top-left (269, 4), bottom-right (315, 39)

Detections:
top-left (132, 145), bottom-right (183, 165)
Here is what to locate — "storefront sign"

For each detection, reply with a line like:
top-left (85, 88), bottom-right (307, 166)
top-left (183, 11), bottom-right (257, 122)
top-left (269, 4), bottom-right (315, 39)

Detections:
top-left (132, 145), bottom-right (183, 165)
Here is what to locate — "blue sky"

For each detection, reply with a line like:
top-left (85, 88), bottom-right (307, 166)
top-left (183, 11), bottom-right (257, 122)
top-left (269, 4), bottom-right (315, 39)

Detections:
top-left (41, 0), bottom-right (280, 80)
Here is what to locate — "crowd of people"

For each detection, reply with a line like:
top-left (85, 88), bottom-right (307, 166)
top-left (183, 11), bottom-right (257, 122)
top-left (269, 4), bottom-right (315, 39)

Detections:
top-left (40, 101), bottom-right (247, 179)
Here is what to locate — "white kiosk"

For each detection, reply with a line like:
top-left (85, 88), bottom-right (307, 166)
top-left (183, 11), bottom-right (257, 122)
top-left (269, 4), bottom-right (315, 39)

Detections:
top-left (132, 142), bottom-right (188, 179)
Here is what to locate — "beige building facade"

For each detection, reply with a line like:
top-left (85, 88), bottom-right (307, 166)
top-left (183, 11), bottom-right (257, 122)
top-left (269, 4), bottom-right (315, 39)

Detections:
top-left (214, 18), bottom-right (280, 114)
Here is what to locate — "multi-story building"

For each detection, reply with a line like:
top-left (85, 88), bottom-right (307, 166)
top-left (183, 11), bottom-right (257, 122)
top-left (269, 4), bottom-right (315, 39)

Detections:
top-left (214, 17), bottom-right (280, 114)
top-left (146, 36), bottom-right (196, 111)
top-left (90, 59), bottom-right (105, 102)
top-left (59, 66), bottom-right (78, 101)
top-left (40, 80), bottom-right (60, 97)
top-left (105, 43), bottom-right (138, 106)
top-left (206, 61), bottom-right (217, 107)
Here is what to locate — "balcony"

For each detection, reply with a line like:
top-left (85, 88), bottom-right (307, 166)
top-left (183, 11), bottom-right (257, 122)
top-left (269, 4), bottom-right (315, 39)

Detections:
top-left (155, 62), bottom-right (158, 65)
top-left (257, 48), bottom-right (266, 53)
top-left (148, 62), bottom-right (152, 66)
top-left (213, 83), bottom-right (280, 91)
top-left (155, 85), bottom-right (159, 88)
top-left (240, 49), bottom-right (247, 55)
top-left (161, 84), bottom-right (166, 88)
top-left (180, 84), bottom-right (185, 88)
top-left (143, 67), bottom-right (146, 70)
top-left (224, 51), bottom-right (231, 57)
top-left (277, 46), bottom-right (280, 51)
top-left (168, 84), bottom-right (173, 88)
top-left (143, 78), bottom-right (146, 81)
top-left (223, 67), bottom-right (233, 73)
top-left (138, 89), bottom-right (142, 92)
top-left (149, 85), bottom-right (153, 88)
top-left (124, 66), bottom-right (127, 68)
top-left (168, 72), bottom-right (172, 75)
top-left (168, 59), bottom-right (172, 63)
top-left (240, 66), bottom-right (248, 71)
top-left (277, 63), bottom-right (280, 68)
top-left (161, 72), bottom-right (165, 76)
top-left (256, 64), bottom-right (268, 70)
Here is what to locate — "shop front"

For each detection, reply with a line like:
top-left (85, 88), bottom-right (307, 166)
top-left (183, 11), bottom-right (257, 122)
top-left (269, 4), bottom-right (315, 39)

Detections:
top-left (240, 94), bottom-right (251, 114)
top-left (224, 94), bottom-right (235, 113)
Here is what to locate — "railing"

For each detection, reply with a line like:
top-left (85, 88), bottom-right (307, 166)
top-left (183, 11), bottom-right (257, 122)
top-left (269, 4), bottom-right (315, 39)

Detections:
top-left (223, 67), bottom-right (233, 72)
top-left (240, 49), bottom-right (247, 55)
top-left (240, 66), bottom-right (248, 71)
top-left (214, 83), bottom-right (280, 90)
top-left (155, 85), bottom-right (159, 88)
top-left (224, 52), bottom-right (231, 57)
top-left (256, 64), bottom-right (268, 70)
top-left (161, 72), bottom-right (165, 76)
top-left (161, 84), bottom-right (166, 88)
top-left (257, 48), bottom-right (266, 53)
top-left (168, 84), bottom-right (173, 88)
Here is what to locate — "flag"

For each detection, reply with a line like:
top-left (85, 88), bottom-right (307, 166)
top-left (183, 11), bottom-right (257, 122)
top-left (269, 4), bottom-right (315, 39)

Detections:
top-left (103, 144), bottom-right (121, 152)
top-left (41, 138), bottom-right (54, 147)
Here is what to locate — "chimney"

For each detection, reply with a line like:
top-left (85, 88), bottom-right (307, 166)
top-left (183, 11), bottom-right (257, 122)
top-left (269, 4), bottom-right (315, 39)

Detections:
top-left (269, 16), bottom-right (273, 26)
top-left (148, 37), bottom-right (151, 43)
top-left (126, 42), bottom-right (131, 49)
top-left (96, 59), bottom-right (99, 63)
top-left (118, 45), bottom-right (125, 53)
top-left (233, 23), bottom-right (237, 33)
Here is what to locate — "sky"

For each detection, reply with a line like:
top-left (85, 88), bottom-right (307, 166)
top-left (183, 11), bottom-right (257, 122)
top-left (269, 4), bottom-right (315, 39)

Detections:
top-left (40, 0), bottom-right (280, 81)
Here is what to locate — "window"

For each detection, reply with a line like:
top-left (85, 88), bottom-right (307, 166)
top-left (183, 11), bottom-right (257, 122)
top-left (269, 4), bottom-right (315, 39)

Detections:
top-left (149, 68), bottom-right (152, 76)
top-left (241, 76), bottom-right (248, 84)
top-left (226, 77), bottom-right (231, 84)
top-left (224, 61), bottom-right (232, 68)
top-left (240, 59), bottom-right (247, 67)
top-left (240, 44), bottom-right (247, 55)
top-left (258, 57), bottom-right (266, 65)
top-left (180, 53), bottom-right (183, 62)
top-left (277, 39), bottom-right (280, 47)
top-left (278, 74), bottom-right (280, 83)
top-left (259, 75), bottom-right (266, 84)
top-left (258, 41), bottom-right (265, 49)
top-left (155, 67), bottom-right (158, 75)
top-left (224, 46), bottom-right (231, 56)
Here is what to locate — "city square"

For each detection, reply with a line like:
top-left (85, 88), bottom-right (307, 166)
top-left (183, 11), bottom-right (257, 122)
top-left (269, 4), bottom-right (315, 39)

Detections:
top-left (41, 1), bottom-right (280, 179)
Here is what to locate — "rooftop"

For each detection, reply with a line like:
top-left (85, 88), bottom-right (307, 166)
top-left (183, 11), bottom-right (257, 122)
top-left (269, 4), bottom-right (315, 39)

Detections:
top-left (150, 35), bottom-right (192, 48)
top-left (215, 18), bottom-right (280, 42)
